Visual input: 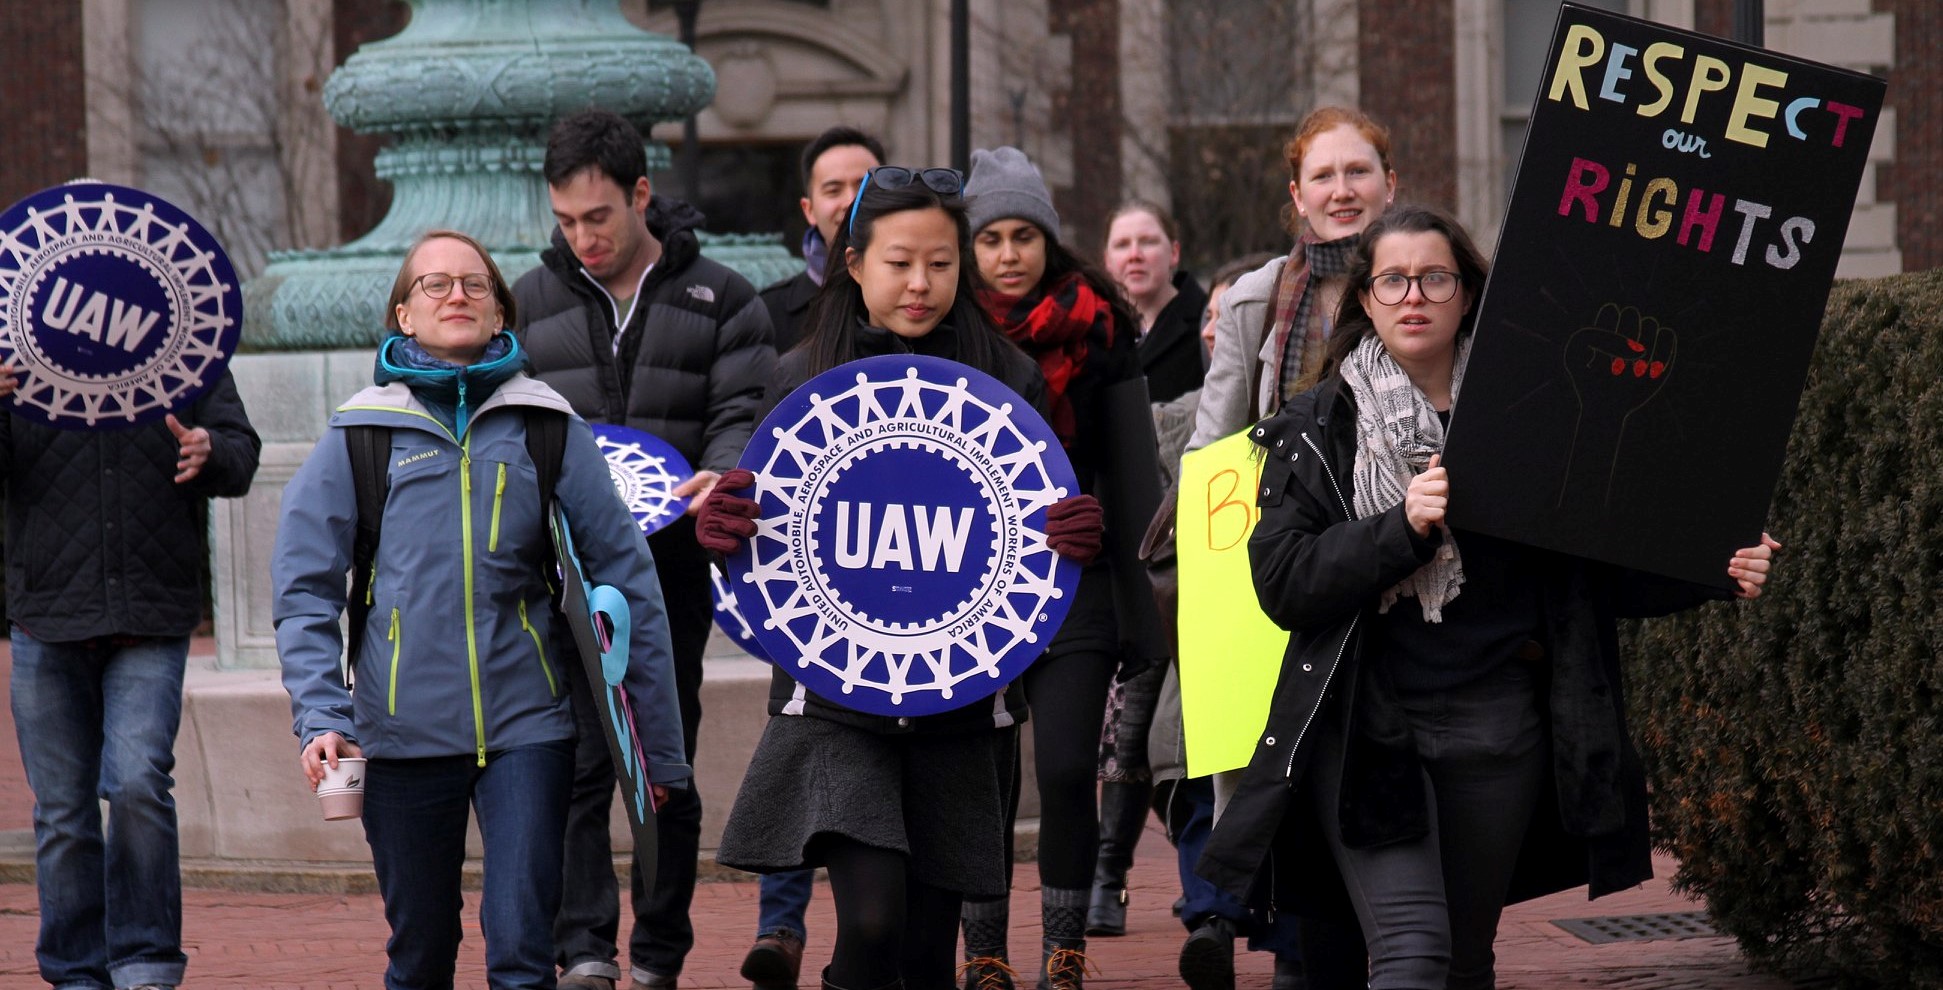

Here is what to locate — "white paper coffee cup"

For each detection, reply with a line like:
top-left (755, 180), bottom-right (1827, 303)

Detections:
top-left (316, 757), bottom-right (367, 821)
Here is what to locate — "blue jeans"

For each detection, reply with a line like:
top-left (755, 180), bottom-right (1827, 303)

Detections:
top-left (363, 740), bottom-right (574, 990)
top-left (10, 628), bottom-right (190, 990)
top-left (757, 870), bottom-right (813, 939)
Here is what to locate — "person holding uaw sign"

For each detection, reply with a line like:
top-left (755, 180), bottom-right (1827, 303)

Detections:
top-left (699, 162), bottom-right (1107, 990)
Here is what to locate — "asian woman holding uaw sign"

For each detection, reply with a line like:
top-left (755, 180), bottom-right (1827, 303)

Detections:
top-left (699, 168), bottom-right (1105, 990)
top-left (1196, 205), bottom-right (1780, 990)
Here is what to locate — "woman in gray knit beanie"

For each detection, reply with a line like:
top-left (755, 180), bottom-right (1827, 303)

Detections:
top-left (959, 146), bottom-right (1156, 990)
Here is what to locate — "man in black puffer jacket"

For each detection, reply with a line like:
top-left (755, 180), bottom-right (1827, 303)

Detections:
top-left (514, 109), bottom-right (774, 990)
top-left (4, 368), bottom-right (259, 990)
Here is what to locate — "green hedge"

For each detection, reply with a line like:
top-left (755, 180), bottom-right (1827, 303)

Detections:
top-left (1626, 269), bottom-right (1943, 988)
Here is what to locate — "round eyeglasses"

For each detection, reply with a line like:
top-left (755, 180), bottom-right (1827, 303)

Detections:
top-left (1366, 271), bottom-right (1460, 306)
top-left (411, 272), bottom-right (495, 300)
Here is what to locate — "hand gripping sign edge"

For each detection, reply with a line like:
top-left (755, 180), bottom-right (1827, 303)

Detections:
top-left (591, 422), bottom-right (695, 538)
top-left (727, 354), bottom-right (1081, 717)
top-left (0, 182), bottom-right (242, 429)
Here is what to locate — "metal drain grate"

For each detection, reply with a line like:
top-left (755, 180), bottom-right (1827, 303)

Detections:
top-left (1552, 910), bottom-right (1719, 944)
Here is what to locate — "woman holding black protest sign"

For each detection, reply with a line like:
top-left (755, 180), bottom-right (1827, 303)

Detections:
top-left (705, 166), bottom-right (1105, 990)
top-left (1198, 204), bottom-right (1779, 990)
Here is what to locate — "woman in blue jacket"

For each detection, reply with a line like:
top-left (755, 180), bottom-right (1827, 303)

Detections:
top-left (273, 230), bottom-right (691, 990)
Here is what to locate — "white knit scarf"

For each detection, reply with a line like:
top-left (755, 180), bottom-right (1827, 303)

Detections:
top-left (1337, 331), bottom-right (1473, 621)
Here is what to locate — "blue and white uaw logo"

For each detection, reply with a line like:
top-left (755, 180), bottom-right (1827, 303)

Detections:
top-left (0, 182), bottom-right (241, 429)
top-left (728, 354), bottom-right (1081, 717)
top-left (592, 422), bottom-right (694, 538)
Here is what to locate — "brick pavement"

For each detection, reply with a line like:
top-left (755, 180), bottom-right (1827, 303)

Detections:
top-left (0, 835), bottom-right (1816, 989)
top-left (0, 636), bottom-right (1817, 988)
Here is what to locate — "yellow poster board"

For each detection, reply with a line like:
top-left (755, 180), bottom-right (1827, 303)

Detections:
top-left (1176, 429), bottom-right (1290, 777)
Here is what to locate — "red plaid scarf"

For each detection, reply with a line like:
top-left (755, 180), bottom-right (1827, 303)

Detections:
top-left (978, 272), bottom-right (1112, 446)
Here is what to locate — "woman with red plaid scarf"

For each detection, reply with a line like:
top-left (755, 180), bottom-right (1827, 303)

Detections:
top-left (956, 146), bottom-right (1146, 990)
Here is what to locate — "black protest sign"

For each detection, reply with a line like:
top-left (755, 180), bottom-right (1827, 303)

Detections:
top-left (1443, 3), bottom-right (1885, 589)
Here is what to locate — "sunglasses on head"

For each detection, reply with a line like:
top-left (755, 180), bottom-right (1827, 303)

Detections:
top-left (847, 166), bottom-right (966, 235)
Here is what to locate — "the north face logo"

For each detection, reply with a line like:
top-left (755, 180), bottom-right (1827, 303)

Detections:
top-left (686, 284), bottom-right (715, 304)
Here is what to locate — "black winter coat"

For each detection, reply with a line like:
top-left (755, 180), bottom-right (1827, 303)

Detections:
top-left (513, 197), bottom-right (776, 472)
top-left (1198, 376), bottom-right (1729, 910)
top-left (1137, 271), bottom-right (1209, 404)
top-left (758, 269), bottom-right (817, 356)
top-left (1, 372), bottom-right (260, 640)
top-left (759, 320), bottom-right (1049, 736)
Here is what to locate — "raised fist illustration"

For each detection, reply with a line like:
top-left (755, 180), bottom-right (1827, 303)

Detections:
top-left (1564, 303), bottom-right (1676, 417)
top-left (1557, 303), bottom-right (1676, 511)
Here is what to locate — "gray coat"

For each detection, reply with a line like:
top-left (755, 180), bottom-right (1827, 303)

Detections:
top-left (513, 197), bottom-right (775, 473)
top-left (1186, 255), bottom-right (1286, 452)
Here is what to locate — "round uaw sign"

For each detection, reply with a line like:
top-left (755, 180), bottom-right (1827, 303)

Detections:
top-left (728, 354), bottom-right (1081, 716)
top-left (592, 422), bottom-right (694, 537)
top-left (0, 182), bottom-right (242, 428)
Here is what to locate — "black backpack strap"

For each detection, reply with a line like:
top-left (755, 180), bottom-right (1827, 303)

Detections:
top-left (344, 425), bottom-right (392, 688)
top-left (524, 408), bottom-right (568, 510)
top-left (524, 408), bottom-right (571, 601)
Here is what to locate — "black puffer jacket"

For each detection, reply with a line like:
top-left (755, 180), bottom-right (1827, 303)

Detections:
top-left (1, 372), bottom-right (260, 640)
top-left (513, 197), bottom-right (775, 472)
top-left (1198, 375), bottom-right (1728, 909)
top-left (759, 321), bottom-right (1049, 737)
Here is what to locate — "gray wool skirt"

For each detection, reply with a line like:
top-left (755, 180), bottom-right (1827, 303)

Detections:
top-left (716, 715), bottom-right (1018, 898)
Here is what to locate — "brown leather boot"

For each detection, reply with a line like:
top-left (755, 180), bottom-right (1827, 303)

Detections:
top-left (742, 930), bottom-right (805, 990)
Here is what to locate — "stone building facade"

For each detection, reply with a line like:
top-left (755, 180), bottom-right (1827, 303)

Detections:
top-left (0, 0), bottom-right (1933, 279)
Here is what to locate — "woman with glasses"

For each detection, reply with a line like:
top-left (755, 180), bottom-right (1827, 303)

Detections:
top-left (273, 230), bottom-right (691, 990)
top-left (958, 145), bottom-right (1147, 990)
top-left (706, 166), bottom-right (1104, 990)
top-left (1198, 205), bottom-right (1778, 990)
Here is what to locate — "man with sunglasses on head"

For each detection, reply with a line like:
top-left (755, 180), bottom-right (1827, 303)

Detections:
top-left (513, 108), bottom-right (776, 990)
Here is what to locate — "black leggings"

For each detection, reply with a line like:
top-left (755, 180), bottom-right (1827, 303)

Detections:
top-left (965, 643), bottom-right (1118, 917)
top-left (823, 837), bottom-right (963, 990)
top-left (1023, 646), bottom-right (1118, 889)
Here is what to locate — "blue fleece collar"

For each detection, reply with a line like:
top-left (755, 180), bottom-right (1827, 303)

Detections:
top-left (374, 333), bottom-right (525, 438)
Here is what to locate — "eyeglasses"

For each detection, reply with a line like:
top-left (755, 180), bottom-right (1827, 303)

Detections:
top-left (1365, 271), bottom-right (1460, 306)
top-left (411, 272), bottom-right (496, 300)
top-left (847, 166), bottom-right (966, 235)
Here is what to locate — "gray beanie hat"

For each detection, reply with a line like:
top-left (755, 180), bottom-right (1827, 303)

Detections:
top-left (964, 146), bottom-right (1062, 243)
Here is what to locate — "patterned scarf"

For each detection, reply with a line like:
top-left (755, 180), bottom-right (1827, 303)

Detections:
top-left (1268, 231), bottom-right (1359, 408)
top-left (1338, 331), bottom-right (1473, 622)
top-left (978, 271), bottom-right (1112, 447)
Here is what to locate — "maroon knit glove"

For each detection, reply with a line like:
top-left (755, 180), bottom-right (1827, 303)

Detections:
top-left (696, 468), bottom-right (761, 555)
top-left (1045, 494), bottom-right (1104, 566)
